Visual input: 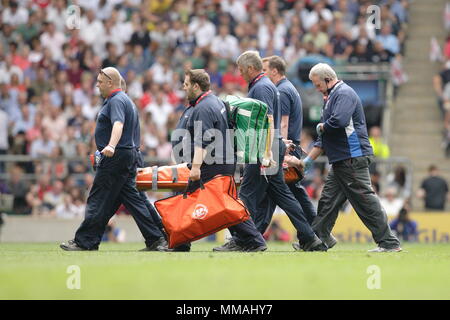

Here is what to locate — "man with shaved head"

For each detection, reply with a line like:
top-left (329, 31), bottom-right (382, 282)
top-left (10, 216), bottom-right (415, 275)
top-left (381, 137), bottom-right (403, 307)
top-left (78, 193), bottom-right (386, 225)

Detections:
top-left (61, 67), bottom-right (167, 251)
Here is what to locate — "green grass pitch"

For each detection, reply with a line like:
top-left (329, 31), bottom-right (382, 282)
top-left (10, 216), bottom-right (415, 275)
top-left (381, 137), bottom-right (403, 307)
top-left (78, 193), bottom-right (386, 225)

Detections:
top-left (1, 242), bottom-right (449, 300)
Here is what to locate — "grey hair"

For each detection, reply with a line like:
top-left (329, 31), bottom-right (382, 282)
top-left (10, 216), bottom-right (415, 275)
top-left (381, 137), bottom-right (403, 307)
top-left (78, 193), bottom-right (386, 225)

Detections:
top-left (236, 50), bottom-right (263, 71)
top-left (309, 63), bottom-right (337, 81)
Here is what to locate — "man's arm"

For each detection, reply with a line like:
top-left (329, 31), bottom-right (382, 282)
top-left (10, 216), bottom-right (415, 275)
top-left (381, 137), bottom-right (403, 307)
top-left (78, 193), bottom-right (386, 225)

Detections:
top-left (280, 115), bottom-right (289, 140)
top-left (190, 146), bottom-right (207, 181)
top-left (262, 115), bottom-right (276, 167)
top-left (101, 121), bottom-right (123, 157)
top-left (284, 146), bottom-right (323, 172)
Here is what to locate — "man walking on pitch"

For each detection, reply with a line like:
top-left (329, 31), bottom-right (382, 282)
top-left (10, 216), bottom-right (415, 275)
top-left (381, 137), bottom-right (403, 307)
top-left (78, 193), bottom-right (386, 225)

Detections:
top-left (174, 69), bottom-right (267, 252)
top-left (286, 63), bottom-right (401, 252)
top-left (260, 55), bottom-right (317, 232)
top-left (215, 51), bottom-right (326, 252)
top-left (60, 67), bottom-right (167, 251)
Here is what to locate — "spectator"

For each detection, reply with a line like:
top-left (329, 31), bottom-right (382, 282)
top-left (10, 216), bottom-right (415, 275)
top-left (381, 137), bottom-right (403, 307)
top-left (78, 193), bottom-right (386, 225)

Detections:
top-left (302, 23), bottom-right (329, 52)
top-left (176, 23), bottom-right (197, 56)
top-left (387, 165), bottom-right (411, 199)
top-left (39, 22), bottom-right (66, 61)
top-left (380, 187), bottom-right (404, 217)
top-left (145, 91), bottom-right (173, 133)
top-left (188, 11), bottom-right (216, 48)
top-left (2, 1), bottom-right (29, 26)
top-left (56, 194), bottom-right (84, 219)
top-left (329, 21), bottom-right (352, 61)
top-left (30, 127), bottom-right (55, 159)
top-left (6, 165), bottom-right (30, 215)
top-left (210, 25), bottom-right (240, 60)
top-left (130, 22), bottom-right (151, 50)
top-left (417, 165), bottom-right (449, 211)
top-left (102, 42), bottom-right (119, 68)
top-left (369, 126), bottom-right (390, 159)
top-left (376, 23), bottom-right (400, 55)
top-left (66, 58), bottom-right (83, 88)
top-left (389, 206), bottom-right (418, 242)
top-left (42, 179), bottom-right (66, 217)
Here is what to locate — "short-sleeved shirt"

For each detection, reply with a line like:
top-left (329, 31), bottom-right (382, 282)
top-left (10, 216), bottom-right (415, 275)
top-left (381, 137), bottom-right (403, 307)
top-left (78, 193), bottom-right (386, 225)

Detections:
top-left (248, 73), bottom-right (281, 138)
top-left (186, 92), bottom-right (234, 165)
top-left (421, 176), bottom-right (449, 210)
top-left (276, 78), bottom-right (302, 144)
top-left (95, 90), bottom-right (139, 150)
top-left (171, 106), bottom-right (194, 164)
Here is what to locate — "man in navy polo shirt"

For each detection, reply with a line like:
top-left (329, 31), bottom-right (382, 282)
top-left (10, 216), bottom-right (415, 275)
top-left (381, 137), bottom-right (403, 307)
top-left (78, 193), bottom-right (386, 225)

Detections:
top-left (286, 63), bottom-right (401, 252)
top-left (260, 55), bottom-right (317, 231)
top-left (216, 51), bottom-right (326, 252)
top-left (60, 67), bottom-right (167, 251)
top-left (257, 56), bottom-right (316, 232)
top-left (175, 69), bottom-right (266, 252)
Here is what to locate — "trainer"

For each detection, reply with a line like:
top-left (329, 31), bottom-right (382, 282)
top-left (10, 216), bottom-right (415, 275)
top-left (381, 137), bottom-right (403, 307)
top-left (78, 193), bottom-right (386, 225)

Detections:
top-left (175, 69), bottom-right (267, 252)
top-left (219, 51), bottom-right (326, 252)
top-left (261, 55), bottom-right (317, 230)
top-left (60, 67), bottom-right (167, 251)
top-left (286, 63), bottom-right (401, 252)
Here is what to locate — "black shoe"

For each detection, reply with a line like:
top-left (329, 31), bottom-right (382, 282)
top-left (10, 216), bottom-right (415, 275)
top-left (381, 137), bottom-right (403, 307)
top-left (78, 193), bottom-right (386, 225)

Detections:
top-left (170, 243), bottom-right (191, 252)
top-left (243, 244), bottom-right (267, 252)
top-left (60, 240), bottom-right (95, 251)
top-left (324, 234), bottom-right (338, 249)
top-left (297, 235), bottom-right (328, 252)
top-left (213, 238), bottom-right (244, 252)
top-left (140, 237), bottom-right (169, 252)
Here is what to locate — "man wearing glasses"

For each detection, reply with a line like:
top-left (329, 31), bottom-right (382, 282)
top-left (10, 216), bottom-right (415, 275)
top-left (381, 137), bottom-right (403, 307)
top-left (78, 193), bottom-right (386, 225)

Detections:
top-left (60, 67), bottom-right (167, 251)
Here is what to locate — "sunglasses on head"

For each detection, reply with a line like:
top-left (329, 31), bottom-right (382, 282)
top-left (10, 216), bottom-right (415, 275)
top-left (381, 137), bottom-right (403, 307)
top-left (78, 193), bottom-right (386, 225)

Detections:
top-left (100, 69), bottom-right (112, 81)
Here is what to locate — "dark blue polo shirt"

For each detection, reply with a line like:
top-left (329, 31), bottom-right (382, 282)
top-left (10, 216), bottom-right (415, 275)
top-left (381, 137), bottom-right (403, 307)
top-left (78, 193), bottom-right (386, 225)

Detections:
top-left (186, 92), bottom-right (234, 165)
top-left (276, 78), bottom-right (302, 144)
top-left (171, 106), bottom-right (194, 164)
top-left (248, 74), bottom-right (281, 138)
top-left (95, 90), bottom-right (139, 150)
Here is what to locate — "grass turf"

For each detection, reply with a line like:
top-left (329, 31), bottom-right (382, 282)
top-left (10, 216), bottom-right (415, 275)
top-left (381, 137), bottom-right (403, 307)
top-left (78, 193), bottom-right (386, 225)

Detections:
top-left (0, 242), bottom-right (449, 300)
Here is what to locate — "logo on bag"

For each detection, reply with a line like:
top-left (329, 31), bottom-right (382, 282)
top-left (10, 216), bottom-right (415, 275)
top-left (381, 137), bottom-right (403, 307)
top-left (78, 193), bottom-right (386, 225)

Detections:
top-left (192, 204), bottom-right (208, 219)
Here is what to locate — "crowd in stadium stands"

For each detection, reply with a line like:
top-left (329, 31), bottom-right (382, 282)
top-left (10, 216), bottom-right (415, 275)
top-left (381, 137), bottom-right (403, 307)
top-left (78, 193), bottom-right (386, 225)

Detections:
top-left (0, 0), bottom-right (410, 216)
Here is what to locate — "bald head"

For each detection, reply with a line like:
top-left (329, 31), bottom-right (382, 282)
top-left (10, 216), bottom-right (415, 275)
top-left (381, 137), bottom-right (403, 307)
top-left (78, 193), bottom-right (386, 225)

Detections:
top-left (101, 67), bottom-right (121, 86)
top-left (96, 67), bottom-right (121, 98)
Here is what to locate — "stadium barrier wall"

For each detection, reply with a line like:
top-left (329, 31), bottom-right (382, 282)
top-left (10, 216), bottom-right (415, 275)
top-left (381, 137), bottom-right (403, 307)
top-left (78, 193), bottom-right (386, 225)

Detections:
top-left (267, 212), bottom-right (450, 244)
top-left (1, 213), bottom-right (449, 244)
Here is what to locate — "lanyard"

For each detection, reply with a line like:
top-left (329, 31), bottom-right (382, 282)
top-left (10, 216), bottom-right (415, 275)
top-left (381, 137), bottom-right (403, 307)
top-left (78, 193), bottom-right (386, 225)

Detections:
top-left (193, 90), bottom-right (212, 106)
top-left (248, 73), bottom-right (265, 90)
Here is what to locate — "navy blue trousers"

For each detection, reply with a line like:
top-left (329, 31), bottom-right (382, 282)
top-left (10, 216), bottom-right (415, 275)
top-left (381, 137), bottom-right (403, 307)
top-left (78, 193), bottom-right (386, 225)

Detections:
top-left (238, 139), bottom-right (316, 245)
top-left (74, 149), bottom-right (163, 249)
top-left (257, 146), bottom-right (317, 234)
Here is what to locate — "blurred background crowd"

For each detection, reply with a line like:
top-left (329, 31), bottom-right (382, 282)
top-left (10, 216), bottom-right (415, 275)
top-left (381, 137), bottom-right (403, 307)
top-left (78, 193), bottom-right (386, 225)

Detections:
top-left (0, 0), bottom-right (431, 221)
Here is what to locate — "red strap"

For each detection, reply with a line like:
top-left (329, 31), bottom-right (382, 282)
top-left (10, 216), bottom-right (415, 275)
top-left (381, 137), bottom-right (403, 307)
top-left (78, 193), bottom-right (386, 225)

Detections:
top-left (194, 90), bottom-right (212, 106)
top-left (108, 88), bottom-right (122, 98)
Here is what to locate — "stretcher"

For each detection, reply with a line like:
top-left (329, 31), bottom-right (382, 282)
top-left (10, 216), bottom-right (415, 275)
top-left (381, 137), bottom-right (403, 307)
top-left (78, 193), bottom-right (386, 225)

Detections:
top-left (136, 163), bottom-right (303, 191)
